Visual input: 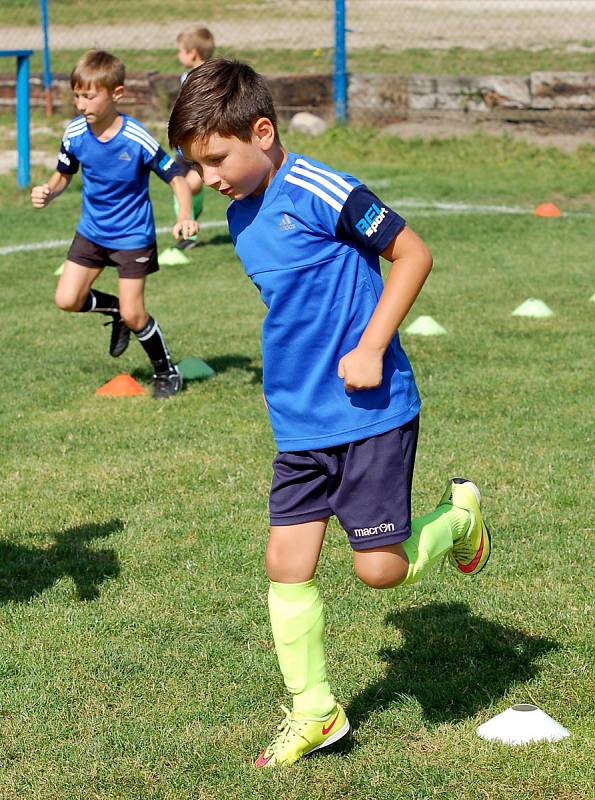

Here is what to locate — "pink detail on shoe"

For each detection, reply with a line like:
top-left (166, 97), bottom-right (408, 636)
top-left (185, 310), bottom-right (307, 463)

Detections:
top-left (254, 750), bottom-right (274, 768)
top-left (457, 528), bottom-right (485, 574)
top-left (321, 709), bottom-right (340, 736)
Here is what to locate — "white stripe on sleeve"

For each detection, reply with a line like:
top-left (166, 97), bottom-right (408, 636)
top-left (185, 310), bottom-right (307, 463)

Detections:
top-left (123, 130), bottom-right (158, 156)
top-left (289, 165), bottom-right (350, 202)
top-left (126, 120), bottom-right (160, 150)
top-left (284, 174), bottom-right (344, 213)
top-left (295, 158), bottom-right (354, 192)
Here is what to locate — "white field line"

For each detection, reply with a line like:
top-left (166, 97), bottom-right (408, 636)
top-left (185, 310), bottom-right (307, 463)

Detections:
top-left (0, 201), bottom-right (591, 257)
top-left (0, 220), bottom-right (228, 257)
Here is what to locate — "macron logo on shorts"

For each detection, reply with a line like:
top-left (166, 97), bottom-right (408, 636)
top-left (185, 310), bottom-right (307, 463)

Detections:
top-left (353, 521), bottom-right (395, 538)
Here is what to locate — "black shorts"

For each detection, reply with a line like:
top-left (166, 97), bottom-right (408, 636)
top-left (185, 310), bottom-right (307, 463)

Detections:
top-left (269, 415), bottom-right (419, 551)
top-left (67, 232), bottom-right (159, 278)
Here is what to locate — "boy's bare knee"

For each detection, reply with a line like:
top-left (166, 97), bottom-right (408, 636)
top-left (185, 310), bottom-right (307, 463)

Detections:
top-left (265, 541), bottom-right (290, 582)
top-left (120, 309), bottom-right (147, 331)
top-left (54, 288), bottom-right (84, 312)
top-left (353, 555), bottom-right (408, 589)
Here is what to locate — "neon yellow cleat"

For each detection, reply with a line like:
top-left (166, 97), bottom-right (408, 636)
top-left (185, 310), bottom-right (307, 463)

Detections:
top-left (438, 477), bottom-right (491, 575)
top-left (254, 703), bottom-right (349, 768)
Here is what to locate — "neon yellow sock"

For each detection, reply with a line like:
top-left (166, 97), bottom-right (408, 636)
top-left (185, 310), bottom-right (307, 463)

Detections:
top-left (268, 580), bottom-right (336, 718)
top-left (401, 506), bottom-right (470, 585)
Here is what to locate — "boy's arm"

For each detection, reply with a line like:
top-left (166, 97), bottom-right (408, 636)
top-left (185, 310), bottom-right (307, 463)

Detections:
top-left (170, 175), bottom-right (198, 241)
top-left (31, 170), bottom-right (72, 208)
top-left (338, 227), bottom-right (433, 393)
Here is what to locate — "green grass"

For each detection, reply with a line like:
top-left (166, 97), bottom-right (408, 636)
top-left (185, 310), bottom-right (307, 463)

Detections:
top-left (1, 0), bottom-right (273, 26)
top-left (23, 45), bottom-right (595, 77)
top-left (0, 127), bottom-right (594, 799)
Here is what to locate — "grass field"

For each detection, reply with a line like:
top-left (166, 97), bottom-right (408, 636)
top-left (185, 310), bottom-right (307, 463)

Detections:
top-left (0, 126), bottom-right (594, 799)
top-left (26, 45), bottom-right (595, 78)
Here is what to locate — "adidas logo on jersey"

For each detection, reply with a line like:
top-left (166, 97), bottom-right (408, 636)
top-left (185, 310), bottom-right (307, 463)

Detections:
top-left (278, 213), bottom-right (295, 231)
top-left (118, 151), bottom-right (131, 161)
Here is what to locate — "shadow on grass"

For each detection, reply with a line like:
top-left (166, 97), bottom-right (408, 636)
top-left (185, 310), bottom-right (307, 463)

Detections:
top-left (0, 519), bottom-right (122, 603)
top-left (132, 353), bottom-right (262, 385)
top-left (346, 601), bottom-right (559, 730)
top-left (200, 232), bottom-right (232, 247)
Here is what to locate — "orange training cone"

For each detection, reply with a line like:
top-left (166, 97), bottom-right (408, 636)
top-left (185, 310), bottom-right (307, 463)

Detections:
top-left (534, 202), bottom-right (561, 217)
top-left (96, 373), bottom-right (146, 397)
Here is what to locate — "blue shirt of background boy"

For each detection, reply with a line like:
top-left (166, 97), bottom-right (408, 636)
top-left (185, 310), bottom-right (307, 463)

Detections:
top-left (228, 152), bottom-right (421, 452)
top-left (57, 114), bottom-right (180, 249)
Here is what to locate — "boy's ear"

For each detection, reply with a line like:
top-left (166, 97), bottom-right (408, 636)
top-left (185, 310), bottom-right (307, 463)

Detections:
top-left (112, 85), bottom-right (124, 103)
top-left (252, 117), bottom-right (276, 149)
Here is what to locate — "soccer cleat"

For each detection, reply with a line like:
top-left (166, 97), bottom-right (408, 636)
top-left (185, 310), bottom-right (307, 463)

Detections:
top-left (254, 703), bottom-right (349, 768)
top-left (104, 314), bottom-right (131, 358)
top-left (175, 237), bottom-right (199, 251)
top-left (437, 477), bottom-right (491, 575)
top-left (151, 366), bottom-right (183, 399)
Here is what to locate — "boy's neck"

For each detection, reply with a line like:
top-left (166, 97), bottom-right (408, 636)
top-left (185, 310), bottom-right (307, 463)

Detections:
top-left (90, 109), bottom-right (123, 141)
top-left (254, 143), bottom-right (288, 196)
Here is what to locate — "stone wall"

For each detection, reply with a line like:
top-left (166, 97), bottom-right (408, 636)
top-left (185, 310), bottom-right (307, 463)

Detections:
top-left (1, 70), bottom-right (593, 131)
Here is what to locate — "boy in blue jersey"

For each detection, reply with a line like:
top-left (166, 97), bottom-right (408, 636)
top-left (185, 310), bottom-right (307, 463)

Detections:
top-left (31, 50), bottom-right (198, 398)
top-left (169, 59), bottom-right (492, 765)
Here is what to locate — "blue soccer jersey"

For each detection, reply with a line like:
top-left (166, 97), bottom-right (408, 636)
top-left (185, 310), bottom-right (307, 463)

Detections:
top-left (57, 114), bottom-right (179, 249)
top-left (227, 152), bottom-right (421, 452)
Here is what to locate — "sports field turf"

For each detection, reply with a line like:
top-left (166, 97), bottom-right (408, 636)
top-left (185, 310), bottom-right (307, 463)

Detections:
top-left (0, 126), bottom-right (593, 799)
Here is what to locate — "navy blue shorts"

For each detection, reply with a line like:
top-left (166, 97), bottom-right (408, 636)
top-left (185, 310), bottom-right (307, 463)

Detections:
top-left (269, 415), bottom-right (419, 551)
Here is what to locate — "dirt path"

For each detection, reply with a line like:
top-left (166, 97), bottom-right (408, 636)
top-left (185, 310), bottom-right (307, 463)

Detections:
top-left (3, 1), bottom-right (594, 51)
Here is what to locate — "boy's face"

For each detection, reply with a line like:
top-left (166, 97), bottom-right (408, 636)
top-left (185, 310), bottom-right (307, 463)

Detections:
top-left (177, 45), bottom-right (201, 68)
top-left (182, 122), bottom-right (277, 200)
top-left (73, 83), bottom-right (123, 124)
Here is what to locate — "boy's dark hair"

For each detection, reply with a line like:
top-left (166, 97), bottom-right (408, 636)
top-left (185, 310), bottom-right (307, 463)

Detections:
top-left (168, 58), bottom-right (278, 148)
top-left (70, 49), bottom-right (125, 91)
top-left (177, 26), bottom-right (215, 62)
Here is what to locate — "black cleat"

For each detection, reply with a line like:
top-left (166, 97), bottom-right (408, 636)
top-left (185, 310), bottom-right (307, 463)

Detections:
top-left (151, 366), bottom-right (183, 399)
top-left (175, 237), bottom-right (199, 251)
top-left (104, 314), bottom-right (131, 358)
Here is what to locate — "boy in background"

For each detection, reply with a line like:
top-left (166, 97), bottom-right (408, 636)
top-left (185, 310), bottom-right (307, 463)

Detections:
top-left (172, 26), bottom-right (215, 250)
top-left (32, 50), bottom-right (197, 398)
top-left (169, 59), bottom-right (491, 765)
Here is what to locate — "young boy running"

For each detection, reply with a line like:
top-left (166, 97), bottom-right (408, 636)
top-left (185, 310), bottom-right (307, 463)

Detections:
top-left (172, 26), bottom-right (215, 250)
top-left (32, 50), bottom-right (197, 398)
top-left (168, 59), bottom-right (491, 766)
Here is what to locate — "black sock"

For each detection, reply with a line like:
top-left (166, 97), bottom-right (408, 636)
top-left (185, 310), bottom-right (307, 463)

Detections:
top-left (132, 315), bottom-right (174, 374)
top-left (80, 290), bottom-right (119, 315)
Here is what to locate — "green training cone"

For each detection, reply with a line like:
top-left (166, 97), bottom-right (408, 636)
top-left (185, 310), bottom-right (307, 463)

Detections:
top-left (405, 315), bottom-right (447, 336)
top-left (177, 356), bottom-right (215, 381)
top-left (54, 262), bottom-right (64, 276)
top-left (512, 298), bottom-right (554, 318)
top-left (159, 248), bottom-right (190, 266)
top-left (589, 293), bottom-right (595, 302)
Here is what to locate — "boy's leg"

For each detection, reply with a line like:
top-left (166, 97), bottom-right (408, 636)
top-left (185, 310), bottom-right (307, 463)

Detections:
top-left (55, 245), bottom-right (130, 358)
top-left (353, 482), bottom-right (489, 588)
top-left (118, 277), bottom-right (182, 399)
top-left (266, 520), bottom-right (333, 716)
top-left (55, 260), bottom-right (106, 312)
top-left (55, 260), bottom-right (130, 358)
top-left (257, 519), bottom-right (349, 768)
